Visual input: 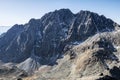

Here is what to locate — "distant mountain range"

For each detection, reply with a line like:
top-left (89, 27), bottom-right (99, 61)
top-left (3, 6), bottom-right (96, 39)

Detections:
top-left (0, 26), bottom-right (11, 35)
top-left (0, 9), bottom-right (120, 80)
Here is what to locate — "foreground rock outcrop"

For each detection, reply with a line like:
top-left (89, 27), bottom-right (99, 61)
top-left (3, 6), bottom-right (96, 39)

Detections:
top-left (0, 9), bottom-right (120, 80)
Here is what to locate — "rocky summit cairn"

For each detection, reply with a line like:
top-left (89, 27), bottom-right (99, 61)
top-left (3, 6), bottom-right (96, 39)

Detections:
top-left (0, 9), bottom-right (120, 80)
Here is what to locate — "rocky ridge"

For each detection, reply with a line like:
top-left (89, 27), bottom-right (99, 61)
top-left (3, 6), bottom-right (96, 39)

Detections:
top-left (0, 9), bottom-right (120, 80)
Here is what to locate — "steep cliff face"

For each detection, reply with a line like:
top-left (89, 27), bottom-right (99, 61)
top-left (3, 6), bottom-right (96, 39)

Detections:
top-left (0, 24), bottom-right (25, 62)
top-left (0, 9), bottom-right (120, 80)
top-left (67, 10), bottom-right (119, 41)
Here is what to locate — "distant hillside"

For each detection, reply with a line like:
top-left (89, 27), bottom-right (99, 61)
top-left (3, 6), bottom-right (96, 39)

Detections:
top-left (0, 26), bottom-right (11, 34)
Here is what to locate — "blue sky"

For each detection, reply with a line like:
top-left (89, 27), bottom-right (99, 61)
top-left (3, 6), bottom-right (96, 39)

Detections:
top-left (0, 0), bottom-right (120, 26)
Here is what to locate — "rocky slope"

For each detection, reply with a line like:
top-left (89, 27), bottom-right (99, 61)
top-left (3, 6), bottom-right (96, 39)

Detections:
top-left (0, 9), bottom-right (120, 80)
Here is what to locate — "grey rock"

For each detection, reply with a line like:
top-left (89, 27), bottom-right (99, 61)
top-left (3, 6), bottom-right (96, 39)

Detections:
top-left (0, 9), bottom-right (120, 79)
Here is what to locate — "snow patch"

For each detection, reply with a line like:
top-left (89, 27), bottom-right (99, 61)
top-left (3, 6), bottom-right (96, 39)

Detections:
top-left (60, 22), bottom-right (66, 25)
top-left (37, 31), bottom-right (42, 39)
top-left (71, 41), bottom-right (82, 45)
top-left (17, 35), bottom-right (20, 45)
top-left (85, 18), bottom-right (91, 26)
top-left (114, 46), bottom-right (120, 49)
top-left (62, 27), bottom-right (68, 38)
top-left (35, 45), bottom-right (40, 48)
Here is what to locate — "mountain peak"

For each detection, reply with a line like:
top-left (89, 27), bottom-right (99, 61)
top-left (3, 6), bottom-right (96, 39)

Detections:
top-left (54, 8), bottom-right (72, 13)
top-left (0, 9), bottom-right (120, 80)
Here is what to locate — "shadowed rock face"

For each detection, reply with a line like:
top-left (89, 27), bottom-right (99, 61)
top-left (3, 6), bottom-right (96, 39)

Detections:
top-left (97, 66), bottom-right (120, 80)
top-left (96, 75), bottom-right (118, 80)
top-left (0, 9), bottom-right (120, 78)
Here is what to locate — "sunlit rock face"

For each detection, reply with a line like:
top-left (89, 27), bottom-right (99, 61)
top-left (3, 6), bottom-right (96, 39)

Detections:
top-left (0, 9), bottom-right (120, 80)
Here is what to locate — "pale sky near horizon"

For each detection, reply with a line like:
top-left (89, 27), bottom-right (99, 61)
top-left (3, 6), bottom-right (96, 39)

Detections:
top-left (0, 0), bottom-right (120, 26)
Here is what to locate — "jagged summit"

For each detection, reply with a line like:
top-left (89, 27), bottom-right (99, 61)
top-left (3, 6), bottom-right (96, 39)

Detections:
top-left (0, 9), bottom-right (120, 80)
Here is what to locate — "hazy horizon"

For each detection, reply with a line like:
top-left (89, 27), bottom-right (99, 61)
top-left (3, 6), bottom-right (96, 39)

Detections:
top-left (0, 26), bottom-right (11, 34)
top-left (0, 0), bottom-right (120, 26)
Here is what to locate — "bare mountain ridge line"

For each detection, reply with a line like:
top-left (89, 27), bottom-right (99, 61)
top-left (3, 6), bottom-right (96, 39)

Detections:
top-left (0, 9), bottom-right (120, 80)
